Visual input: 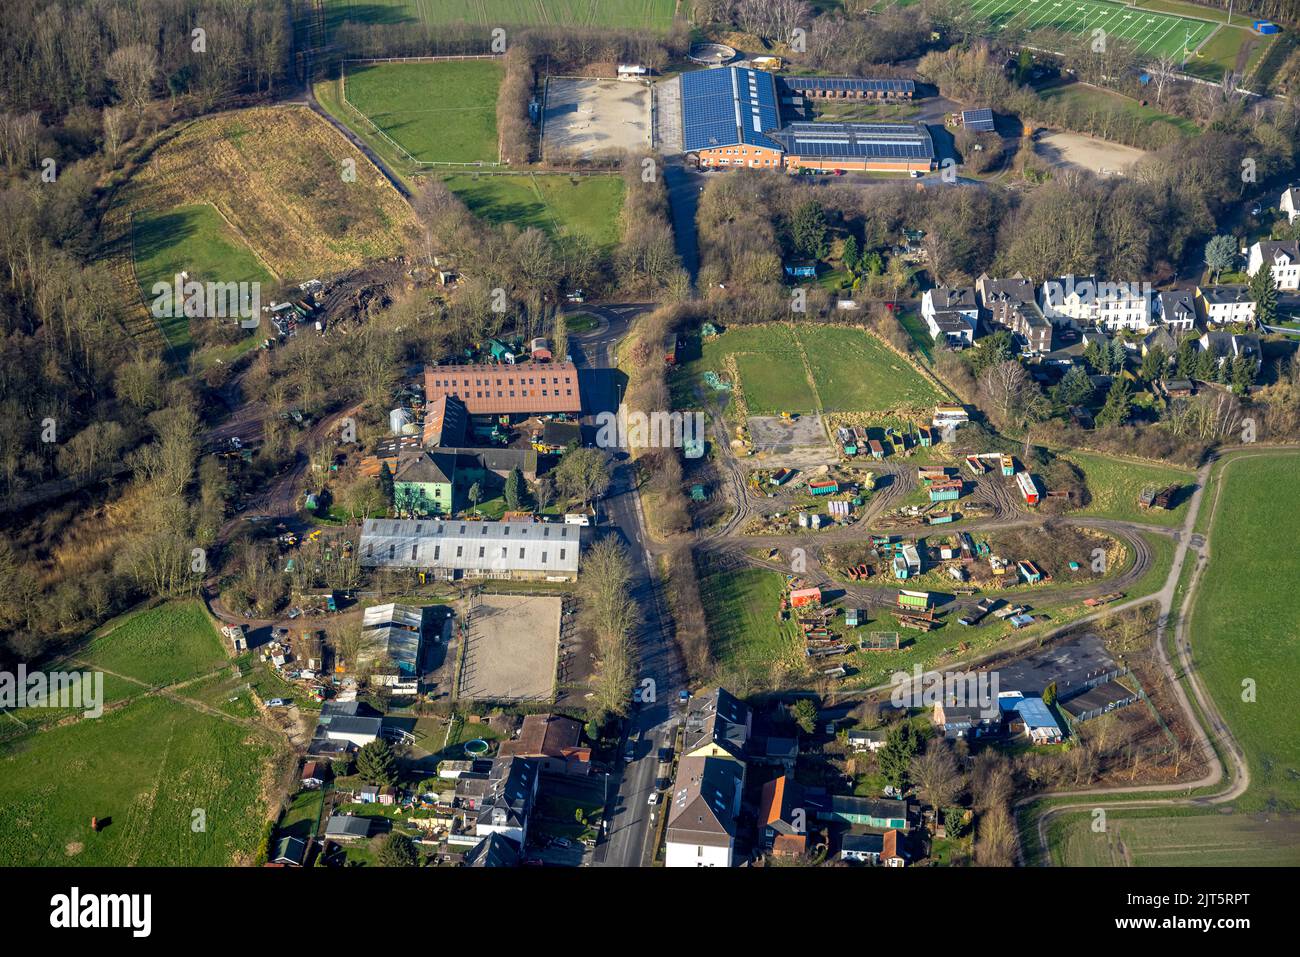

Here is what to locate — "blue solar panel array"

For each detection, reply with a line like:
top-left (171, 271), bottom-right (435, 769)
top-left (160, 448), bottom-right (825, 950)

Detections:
top-left (778, 76), bottom-right (915, 96)
top-left (680, 66), bottom-right (782, 152)
top-left (962, 108), bottom-right (995, 132)
top-left (770, 122), bottom-right (934, 162)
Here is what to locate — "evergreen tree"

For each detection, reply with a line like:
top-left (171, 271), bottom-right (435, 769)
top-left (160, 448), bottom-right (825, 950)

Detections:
top-left (792, 201), bottom-right (828, 260)
top-left (792, 698), bottom-right (818, 735)
top-left (879, 722), bottom-right (920, 791)
top-left (1055, 366), bottom-right (1094, 406)
top-left (1109, 337), bottom-right (1127, 372)
top-left (1250, 262), bottom-right (1278, 326)
top-left (1096, 378), bottom-right (1133, 427)
top-left (1230, 355), bottom-right (1254, 395)
top-left (378, 462), bottom-right (395, 505)
top-left (356, 739), bottom-right (399, 786)
top-left (841, 234), bottom-right (859, 273)
top-left (504, 467), bottom-right (524, 511)
top-left (1140, 345), bottom-right (1167, 382)
top-left (377, 832), bottom-right (418, 867)
top-left (1176, 336), bottom-right (1199, 378)
top-left (1204, 234), bottom-right (1237, 282)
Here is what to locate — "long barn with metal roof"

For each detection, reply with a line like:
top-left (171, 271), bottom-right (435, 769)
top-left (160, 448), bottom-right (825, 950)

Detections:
top-left (771, 121), bottom-right (934, 173)
top-left (680, 66), bottom-right (933, 174)
top-left (359, 518), bottom-right (582, 581)
top-left (778, 76), bottom-right (915, 99)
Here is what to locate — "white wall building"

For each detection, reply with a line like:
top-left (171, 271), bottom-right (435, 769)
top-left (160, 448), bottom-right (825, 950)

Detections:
top-left (1041, 276), bottom-right (1152, 332)
top-left (1246, 240), bottom-right (1300, 291)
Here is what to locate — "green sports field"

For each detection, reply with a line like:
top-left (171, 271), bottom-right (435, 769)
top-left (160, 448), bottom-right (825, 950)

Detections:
top-left (342, 60), bottom-right (504, 164)
top-left (962, 0), bottom-right (1218, 58)
top-left (325, 0), bottom-right (677, 31)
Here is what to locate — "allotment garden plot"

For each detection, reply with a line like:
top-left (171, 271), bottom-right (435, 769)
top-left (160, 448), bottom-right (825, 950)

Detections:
top-left (963, 0), bottom-right (1218, 59)
top-left (342, 59), bottom-right (504, 164)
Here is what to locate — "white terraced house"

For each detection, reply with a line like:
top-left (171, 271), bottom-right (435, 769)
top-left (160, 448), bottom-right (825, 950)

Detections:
top-left (1041, 275), bottom-right (1152, 332)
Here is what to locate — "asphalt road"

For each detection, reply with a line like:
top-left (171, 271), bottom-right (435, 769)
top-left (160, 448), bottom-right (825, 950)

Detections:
top-left (573, 304), bottom-right (689, 867)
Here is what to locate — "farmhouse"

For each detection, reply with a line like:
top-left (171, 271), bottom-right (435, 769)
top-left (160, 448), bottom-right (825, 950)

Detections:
top-left (1246, 239), bottom-right (1300, 291)
top-left (423, 361), bottom-right (582, 417)
top-left (680, 66), bottom-right (933, 173)
top-left (497, 712), bottom-right (591, 775)
top-left (1196, 284), bottom-right (1257, 326)
top-left (359, 518), bottom-right (582, 581)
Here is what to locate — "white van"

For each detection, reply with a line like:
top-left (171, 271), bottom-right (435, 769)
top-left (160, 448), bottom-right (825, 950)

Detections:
top-left (564, 513), bottom-right (590, 527)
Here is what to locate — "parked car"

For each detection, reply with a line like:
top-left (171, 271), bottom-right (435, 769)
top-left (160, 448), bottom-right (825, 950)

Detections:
top-left (266, 698), bottom-right (289, 708)
top-left (647, 792), bottom-right (661, 806)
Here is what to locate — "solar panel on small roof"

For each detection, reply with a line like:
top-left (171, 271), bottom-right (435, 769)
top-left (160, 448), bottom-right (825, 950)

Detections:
top-left (962, 108), bottom-right (995, 132)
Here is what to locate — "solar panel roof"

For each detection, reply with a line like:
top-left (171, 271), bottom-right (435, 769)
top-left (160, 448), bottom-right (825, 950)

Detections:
top-left (962, 108), bottom-right (995, 132)
top-left (771, 122), bottom-right (934, 161)
top-left (680, 66), bottom-right (782, 152)
top-left (778, 76), bottom-right (915, 95)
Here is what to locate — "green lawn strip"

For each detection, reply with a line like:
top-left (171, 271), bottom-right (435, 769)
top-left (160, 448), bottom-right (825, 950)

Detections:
top-left (441, 173), bottom-right (625, 251)
top-left (1046, 804), bottom-right (1300, 866)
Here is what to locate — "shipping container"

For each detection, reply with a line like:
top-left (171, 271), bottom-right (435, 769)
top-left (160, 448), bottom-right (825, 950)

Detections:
top-left (896, 589), bottom-right (930, 610)
top-left (1016, 470), bottom-right (1039, 505)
